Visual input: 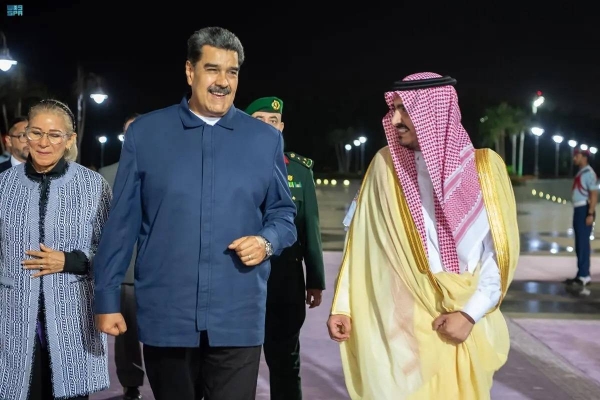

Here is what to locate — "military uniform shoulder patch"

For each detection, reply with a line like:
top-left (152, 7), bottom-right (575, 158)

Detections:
top-left (286, 152), bottom-right (314, 169)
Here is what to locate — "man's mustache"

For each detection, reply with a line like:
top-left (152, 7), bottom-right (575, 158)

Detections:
top-left (394, 123), bottom-right (409, 130)
top-left (208, 86), bottom-right (231, 95)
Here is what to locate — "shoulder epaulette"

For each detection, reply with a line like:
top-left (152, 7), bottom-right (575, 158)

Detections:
top-left (286, 152), bottom-right (314, 169)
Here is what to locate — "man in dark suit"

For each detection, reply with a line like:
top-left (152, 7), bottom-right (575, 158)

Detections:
top-left (0, 116), bottom-right (29, 173)
top-left (93, 26), bottom-right (297, 400)
top-left (98, 113), bottom-right (143, 400)
top-left (246, 97), bottom-right (325, 400)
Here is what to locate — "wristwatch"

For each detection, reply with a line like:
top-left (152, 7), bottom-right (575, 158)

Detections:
top-left (260, 236), bottom-right (274, 259)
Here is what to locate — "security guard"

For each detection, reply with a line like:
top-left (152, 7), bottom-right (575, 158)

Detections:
top-left (245, 97), bottom-right (325, 400)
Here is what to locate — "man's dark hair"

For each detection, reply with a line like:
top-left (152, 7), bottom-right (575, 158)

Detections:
top-left (8, 116), bottom-right (28, 132)
top-left (3, 116), bottom-right (28, 137)
top-left (187, 27), bottom-right (245, 67)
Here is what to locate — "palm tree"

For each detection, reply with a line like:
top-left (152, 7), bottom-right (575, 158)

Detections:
top-left (479, 102), bottom-right (528, 166)
top-left (327, 127), bottom-right (356, 173)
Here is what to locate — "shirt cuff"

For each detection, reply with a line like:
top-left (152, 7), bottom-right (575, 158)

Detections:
top-left (461, 291), bottom-right (494, 323)
top-left (94, 289), bottom-right (122, 314)
top-left (62, 250), bottom-right (89, 275)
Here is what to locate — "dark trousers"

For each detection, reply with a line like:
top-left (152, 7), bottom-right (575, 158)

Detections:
top-left (29, 334), bottom-right (88, 400)
top-left (574, 205), bottom-right (594, 277)
top-left (264, 302), bottom-right (306, 400)
top-left (115, 284), bottom-right (145, 388)
top-left (143, 331), bottom-right (261, 400)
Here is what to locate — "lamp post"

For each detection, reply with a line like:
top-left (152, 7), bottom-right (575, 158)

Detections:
top-left (519, 92), bottom-right (545, 177)
top-left (98, 136), bottom-right (107, 168)
top-left (344, 144), bottom-right (352, 173)
top-left (0, 31), bottom-right (17, 72)
top-left (568, 140), bottom-right (577, 176)
top-left (76, 63), bottom-right (108, 162)
top-left (118, 134), bottom-right (125, 143)
top-left (353, 140), bottom-right (360, 173)
top-left (358, 136), bottom-right (367, 174)
top-left (532, 92), bottom-right (545, 115)
top-left (591, 147), bottom-right (598, 155)
top-left (531, 127), bottom-right (544, 177)
top-left (552, 135), bottom-right (563, 177)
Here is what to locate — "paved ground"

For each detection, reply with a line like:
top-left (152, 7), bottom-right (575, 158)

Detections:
top-left (91, 187), bottom-right (600, 399)
top-left (92, 252), bottom-right (600, 400)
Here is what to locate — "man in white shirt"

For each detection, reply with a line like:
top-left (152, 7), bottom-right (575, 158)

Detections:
top-left (0, 116), bottom-right (29, 173)
top-left (328, 73), bottom-right (519, 399)
top-left (565, 148), bottom-right (598, 287)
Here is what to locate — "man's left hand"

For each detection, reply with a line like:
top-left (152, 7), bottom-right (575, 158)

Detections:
top-left (432, 311), bottom-right (474, 344)
top-left (228, 236), bottom-right (266, 266)
top-left (587, 215), bottom-right (594, 226)
top-left (306, 289), bottom-right (323, 308)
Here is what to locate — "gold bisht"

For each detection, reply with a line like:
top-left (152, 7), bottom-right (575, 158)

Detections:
top-left (330, 147), bottom-right (519, 400)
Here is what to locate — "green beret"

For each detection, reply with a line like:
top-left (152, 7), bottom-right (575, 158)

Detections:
top-left (245, 96), bottom-right (283, 115)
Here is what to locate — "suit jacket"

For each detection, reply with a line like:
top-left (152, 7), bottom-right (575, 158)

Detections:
top-left (0, 160), bottom-right (12, 174)
top-left (99, 162), bottom-right (136, 285)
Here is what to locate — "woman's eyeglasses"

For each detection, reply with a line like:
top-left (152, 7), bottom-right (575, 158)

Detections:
top-left (25, 128), bottom-right (69, 145)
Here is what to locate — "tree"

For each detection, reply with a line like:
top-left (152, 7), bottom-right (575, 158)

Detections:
top-left (327, 127), bottom-right (356, 173)
top-left (479, 102), bottom-right (528, 165)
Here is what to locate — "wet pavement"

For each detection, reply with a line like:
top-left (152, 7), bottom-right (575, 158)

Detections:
top-left (315, 180), bottom-right (597, 256)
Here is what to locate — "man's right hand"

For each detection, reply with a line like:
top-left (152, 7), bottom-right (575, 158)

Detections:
top-left (95, 313), bottom-right (127, 336)
top-left (327, 314), bottom-right (352, 342)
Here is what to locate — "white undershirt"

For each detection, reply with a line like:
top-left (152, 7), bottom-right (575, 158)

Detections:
top-left (189, 104), bottom-right (221, 126)
top-left (415, 151), bottom-right (501, 322)
top-left (10, 155), bottom-right (23, 167)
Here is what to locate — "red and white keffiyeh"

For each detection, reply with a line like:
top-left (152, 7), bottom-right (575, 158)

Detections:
top-left (382, 72), bottom-right (485, 274)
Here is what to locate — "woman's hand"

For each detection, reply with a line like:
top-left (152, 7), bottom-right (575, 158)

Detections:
top-left (22, 244), bottom-right (66, 278)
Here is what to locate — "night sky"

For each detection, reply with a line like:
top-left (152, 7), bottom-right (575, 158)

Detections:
top-left (1, 4), bottom-right (598, 175)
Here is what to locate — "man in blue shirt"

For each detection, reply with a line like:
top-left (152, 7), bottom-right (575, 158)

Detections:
top-left (93, 27), bottom-right (297, 400)
top-left (566, 148), bottom-right (597, 287)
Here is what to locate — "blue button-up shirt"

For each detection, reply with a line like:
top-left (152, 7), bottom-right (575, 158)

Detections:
top-left (93, 98), bottom-right (297, 347)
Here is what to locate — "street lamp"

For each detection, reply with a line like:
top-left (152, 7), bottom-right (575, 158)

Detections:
top-left (591, 147), bottom-right (598, 155)
top-left (568, 140), bottom-right (577, 175)
top-left (353, 140), bottom-right (360, 173)
top-left (90, 89), bottom-right (108, 104)
top-left (98, 136), bottom-right (107, 168)
top-left (581, 144), bottom-right (589, 151)
top-left (118, 134), bottom-right (125, 142)
top-left (358, 136), bottom-right (367, 173)
top-left (532, 91), bottom-right (545, 114)
top-left (519, 92), bottom-right (545, 177)
top-left (552, 135), bottom-right (563, 177)
top-left (531, 127), bottom-right (544, 177)
top-left (344, 144), bottom-right (352, 173)
top-left (76, 63), bottom-right (108, 162)
top-left (0, 31), bottom-right (17, 72)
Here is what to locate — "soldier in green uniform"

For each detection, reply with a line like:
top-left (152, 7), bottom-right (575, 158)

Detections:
top-left (245, 97), bottom-right (326, 400)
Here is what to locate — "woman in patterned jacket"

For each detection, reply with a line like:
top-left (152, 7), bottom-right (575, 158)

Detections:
top-left (0, 99), bottom-right (112, 400)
